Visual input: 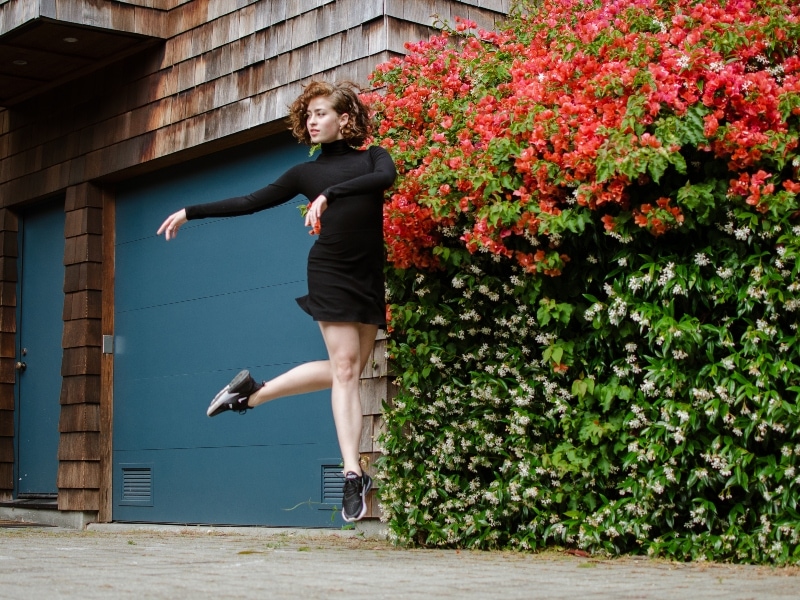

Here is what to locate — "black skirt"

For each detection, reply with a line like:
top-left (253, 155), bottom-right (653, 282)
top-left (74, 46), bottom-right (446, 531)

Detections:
top-left (295, 229), bottom-right (386, 328)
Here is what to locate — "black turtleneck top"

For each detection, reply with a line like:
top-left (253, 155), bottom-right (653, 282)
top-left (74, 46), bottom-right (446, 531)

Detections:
top-left (184, 140), bottom-right (397, 326)
top-left (185, 140), bottom-right (396, 232)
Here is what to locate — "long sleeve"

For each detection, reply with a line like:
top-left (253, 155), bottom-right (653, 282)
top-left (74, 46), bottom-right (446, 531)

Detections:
top-left (184, 166), bottom-right (302, 220)
top-left (322, 147), bottom-right (397, 203)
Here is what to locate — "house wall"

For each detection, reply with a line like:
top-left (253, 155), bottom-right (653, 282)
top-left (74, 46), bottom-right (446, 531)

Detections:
top-left (0, 0), bottom-right (509, 519)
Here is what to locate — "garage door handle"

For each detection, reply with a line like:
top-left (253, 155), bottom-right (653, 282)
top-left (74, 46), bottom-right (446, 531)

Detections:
top-left (15, 361), bottom-right (26, 372)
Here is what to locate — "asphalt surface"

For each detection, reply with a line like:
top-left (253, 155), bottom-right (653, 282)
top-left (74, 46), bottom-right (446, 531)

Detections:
top-left (0, 523), bottom-right (798, 599)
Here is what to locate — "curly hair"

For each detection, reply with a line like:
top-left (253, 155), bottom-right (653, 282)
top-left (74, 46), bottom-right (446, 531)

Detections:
top-left (288, 81), bottom-right (371, 146)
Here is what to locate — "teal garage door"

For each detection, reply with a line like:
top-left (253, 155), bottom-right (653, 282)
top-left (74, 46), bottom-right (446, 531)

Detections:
top-left (113, 134), bottom-right (344, 525)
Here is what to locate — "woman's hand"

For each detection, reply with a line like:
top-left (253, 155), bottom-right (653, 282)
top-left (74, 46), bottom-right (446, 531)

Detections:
top-left (304, 195), bottom-right (328, 234)
top-left (156, 209), bottom-right (188, 241)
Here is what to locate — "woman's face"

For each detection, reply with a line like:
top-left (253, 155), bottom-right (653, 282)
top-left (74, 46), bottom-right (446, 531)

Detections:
top-left (306, 96), bottom-right (348, 144)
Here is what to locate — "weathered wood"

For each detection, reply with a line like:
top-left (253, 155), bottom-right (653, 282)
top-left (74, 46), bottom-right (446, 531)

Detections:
top-left (0, 463), bottom-right (12, 495)
top-left (0, 357), bottom-right (15, 385)
top-left (0, 331), bottom-right (14, 359)
top-left (61, 347), bottom-right (102, 377)
top-left (0, 384), bottom-right (13, 410)
top-left (0, 231), bottom-right (18, 258)
top-left (65, 183), bottom-right (104, 211)
top-left (0, 0), bottom-right (506, 205)
top-left (59, 403), bottom-right (100, 432)
top-left (57, 431), bottom-right (100, 461)
top-left (63, 290), bottom-right (103, 321)
top-left (60, 374), bottom-right (101, 406)
top-left (57, 487), bottom-right (99, 511)
top-left (99, 190), bottom-right (115, 522)
top-left (0, 279), bottom-right (17, 308)
top-left (64, 208), bottom-right (103, 237)
top-left (64, 234), bottom-right (102, 266)
top-left (62, 318), bottom-right (102, 350)
top-left (0, 410), bottom-right (13, 437)
top-left (57, 460), bottom-right (100, 488)
top-left (0, 209), bottom-right (14, 496)
top-left (0, 208), bottom-right (18, 231)
top-left (63, 262), bottom-right (103, 293)
top-left (0, 436), bottom-right (13, 462)
top-left (359, 377), bottom-right (389, 416)
top-left (0, 257), bottom-right (18, 281)
top-left (0, 306), bottom-right (15, 333)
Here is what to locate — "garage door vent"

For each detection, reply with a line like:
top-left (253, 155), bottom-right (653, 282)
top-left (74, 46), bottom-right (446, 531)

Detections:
top-left (120, 465), bottom-right (153, 506)
top-left (321, 465), bottom-right (343, 505)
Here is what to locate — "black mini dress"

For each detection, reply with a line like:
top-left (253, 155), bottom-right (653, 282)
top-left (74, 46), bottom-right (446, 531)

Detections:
top-left (184, 140), bottom-right (397, 327)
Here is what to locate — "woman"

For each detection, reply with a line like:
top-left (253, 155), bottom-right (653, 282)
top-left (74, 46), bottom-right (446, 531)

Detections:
top-left (157, 81), bottom-right (396, 522)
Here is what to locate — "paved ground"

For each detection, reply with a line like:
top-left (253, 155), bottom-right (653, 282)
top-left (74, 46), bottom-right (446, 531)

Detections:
top-left (0, 523), bottom-right (798, 599)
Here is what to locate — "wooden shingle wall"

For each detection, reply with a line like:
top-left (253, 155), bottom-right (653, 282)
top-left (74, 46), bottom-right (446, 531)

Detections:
top-left (0, 0), bottom-right (508, 206)
top-left (57, 183), bottom-right (105, 511)
top-left (358, 331), bottom-right (396, 518)
top-left (0, 0), bottom-right (508, 508)
top-left (0, 209), bottom-right (17, 501)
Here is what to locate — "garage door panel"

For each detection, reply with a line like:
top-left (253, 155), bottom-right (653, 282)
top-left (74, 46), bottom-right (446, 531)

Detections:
top-left (114, 135), bottom-right (309, 246)
top-left (113, 136), bottom-right (345, 526)
top-left (113, 381), bottom-right (334, 451)
top-left (115, 202), bottom-right (312, 314)
top-left (113, 444), bottom-right (342, 526)
top-left (114, 280), bottom-right (321, 378)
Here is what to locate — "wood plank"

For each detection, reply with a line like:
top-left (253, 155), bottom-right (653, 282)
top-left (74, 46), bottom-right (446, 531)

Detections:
top-left (0, 436), bottom-right (13, 462)
top-left (0, 306), bottom-right (15, 334)
top-left (0, 463), bottom-right (12, 495)
top-left (360, 337), bottom-right (387, 378)
top-left (359, 377), bottom-right (389, 416)
top-left (62, 290), bottom-right (103, 321)
top-left (60, 374), bottom-right (101, 406)
top-left (59, 403), bottom-right (101, 433)
top-left (0, 231), bottom-right (18, 258)
top-left (0, 257), bottom-right (15, 282)
top-left (57, 487), bottom-right (99, 511)
top-left (98, 189), bottom-right (115, 522)
top-left (0, 281), bottom-right (15, 310)
top-left (63, 262), bottom-right (103, 293)
top-left (0, 358), bottom-right (14, 385)
top-left (386, 18), bottom-right (433, 55)
top-left (62, 318), bottom-right (102, 349)
top-left (0, 409), bottom-right (13, 436)
top-left (0, 384), bottom-right (12, 411)
top-left (0, 208), bottom-right (18, 231)
top-left (61, 347), bottom-right (102, 377)
top-left (359, 415), bottom-right (373, 455)
top-left (57, 460), bottom-right (100, 488)
top-left (0, 331), bottom-right (14, 359)
top-left (57, 431), bottom-right (100, 461)
top-left (64, 207), bottom-right (103, 238)
top-left (64, 234), bottom-right (103, 266)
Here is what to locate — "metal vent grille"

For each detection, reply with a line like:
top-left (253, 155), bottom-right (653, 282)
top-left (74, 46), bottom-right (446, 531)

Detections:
top-left (120, 466), bottom-right (153, 506)
top-left (321, 465), bottom-right (343, 505)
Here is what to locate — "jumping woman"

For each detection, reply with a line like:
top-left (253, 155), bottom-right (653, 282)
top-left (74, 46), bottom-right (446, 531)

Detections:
top-left (156, 81), bottom-right (397, 522)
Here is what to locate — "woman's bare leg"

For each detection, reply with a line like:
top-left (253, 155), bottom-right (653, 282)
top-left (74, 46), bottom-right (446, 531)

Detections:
top-left (319, 321), bottom-right (378, 476)
top-left (247, 360), bottom-right (332, 407)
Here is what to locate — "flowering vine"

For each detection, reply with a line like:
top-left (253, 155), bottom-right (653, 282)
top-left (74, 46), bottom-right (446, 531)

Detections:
top-left (366, 0), bottom-right (800, 564)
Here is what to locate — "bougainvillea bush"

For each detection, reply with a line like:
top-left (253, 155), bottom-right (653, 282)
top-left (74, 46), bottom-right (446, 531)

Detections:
top-left (365, 0), bottom-right (800, 564)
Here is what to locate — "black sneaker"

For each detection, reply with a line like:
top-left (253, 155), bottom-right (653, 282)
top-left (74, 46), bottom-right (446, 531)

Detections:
top-left (341, 471), bottom-right (372, 522)
top-left (206, 370), bottom-right (263, 417)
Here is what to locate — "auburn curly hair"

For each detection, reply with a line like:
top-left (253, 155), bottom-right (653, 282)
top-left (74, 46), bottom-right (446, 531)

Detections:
top-left (288, 81), bottom-right (371, 146)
